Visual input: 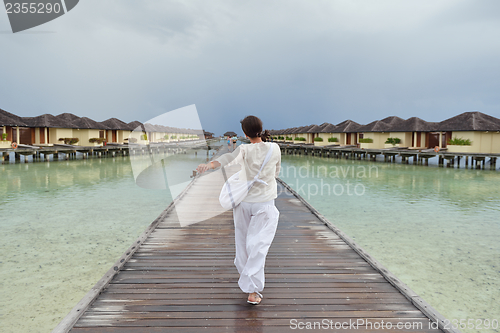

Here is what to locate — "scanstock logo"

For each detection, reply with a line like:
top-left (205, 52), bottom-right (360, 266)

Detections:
top-left (4, 0), bottom-right (79, 33)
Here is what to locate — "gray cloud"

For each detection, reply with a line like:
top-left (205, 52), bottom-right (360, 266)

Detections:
top-left (0, 0), bottom-right (499, 135)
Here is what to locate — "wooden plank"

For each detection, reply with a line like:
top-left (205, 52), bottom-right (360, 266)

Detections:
top-left (79, 310), bottom-right (427, 319)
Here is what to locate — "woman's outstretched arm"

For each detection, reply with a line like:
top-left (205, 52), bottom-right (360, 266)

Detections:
top-left (196, 146), bottom-right (243, 174)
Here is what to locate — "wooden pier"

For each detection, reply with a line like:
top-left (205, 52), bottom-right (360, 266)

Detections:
top-left (278, 143), bottom-right (499, 170)
top-left (53, 146), bottom-right (458, 333)
top-left (0, 139), bottom-right (217, 164)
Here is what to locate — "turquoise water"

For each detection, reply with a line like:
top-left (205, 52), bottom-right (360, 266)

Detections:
top-left (1, 147), bottom-right (498, 333)
top-left (280, 155), bottom-right (500, 333)
top-left (0, 150), bottom-right (213, 333)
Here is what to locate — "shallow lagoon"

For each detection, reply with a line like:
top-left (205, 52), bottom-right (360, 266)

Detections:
top-left (1, 148), bottom-right (499, 332)
top-left (0, 151), bottom-right (212, 333)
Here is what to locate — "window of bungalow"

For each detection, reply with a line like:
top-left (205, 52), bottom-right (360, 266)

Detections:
top-left (99, 130), bottom-right (105, 138)
top-left (359, 133), bottom-right (364, 139)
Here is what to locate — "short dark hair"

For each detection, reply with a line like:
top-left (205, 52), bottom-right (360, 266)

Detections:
top-left (240, 116), bottom-right (270, 141)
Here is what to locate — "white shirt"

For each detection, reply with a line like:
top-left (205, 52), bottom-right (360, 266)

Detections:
top-left (215, 142), bottom-right (281, 202)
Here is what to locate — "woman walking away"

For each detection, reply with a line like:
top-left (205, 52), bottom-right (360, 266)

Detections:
top-left (227, 136), bottom-right (231, 149)
top-left (197, 116), bottom-right (281, 305)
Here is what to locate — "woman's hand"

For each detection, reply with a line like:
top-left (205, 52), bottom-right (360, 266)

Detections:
top-left (196, 163), bottom-right (211, 174)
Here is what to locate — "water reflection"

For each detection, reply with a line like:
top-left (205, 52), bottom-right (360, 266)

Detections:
top-left (280, 155), bottom-right (500, 212)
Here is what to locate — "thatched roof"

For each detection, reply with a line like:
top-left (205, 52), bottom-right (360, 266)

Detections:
top-left (357, 120), bottom-right (380, 132)
top-left (321, 123), bottom-right (338, 133)
top-left (294, 125), bottom-right (316, 134)
top-left (0, 108), bottom-right (27, 126)
top-left (56, 113), bottom-right (81, 128)
top-left (438, 111), bottom-right (500, 131)
top-left (291, 126), bottom-right (305, 134)
top-left (23, 114), bottom-right (70, 128)
top-left (73, 117), bottom-right (110, 130)
top-left (357, 116), bottom-right (402, 132)
top-left (128, 121), bottom-right (143, 131)
top-left (317, 123), bottom-right (333, 133)
top-left (259, 111), bottom-right (500, 135)
top-left (224, 131), bottom-right (238, 137)
top-left (332, 120), bottom-right (362, 133)
top-left (306, 124), bottom-right (322, 133)
top-left (307, 123), bottom-right (331, 133)
top-left (391, 117), bottom-right (437, 132)
top-left (143, 123), bottom-right (161, 132)
top-left (100, 118), bottom-right (131, 130)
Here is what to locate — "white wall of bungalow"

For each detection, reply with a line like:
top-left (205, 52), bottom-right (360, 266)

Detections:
top-left (313, 133), bottom-right (336, 146)
top-left (293, 132), bottom-right (308, 143)
top-left (316, 132), bottom-right (346, 145)
top-left (74, 129), bottom-right (105, 146)
top-left (359, 132), bottom-right (430, 149)
top-left (447, 131), bottom-right (500, 154)
top-left (103, 129), bottom-right (131, 144)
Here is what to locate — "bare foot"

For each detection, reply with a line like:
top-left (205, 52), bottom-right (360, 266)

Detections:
top-left (247, 292), bottom-right (262, 305)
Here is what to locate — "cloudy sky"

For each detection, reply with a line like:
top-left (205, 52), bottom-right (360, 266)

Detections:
top-left (1, 0), bottom-right (499, 135)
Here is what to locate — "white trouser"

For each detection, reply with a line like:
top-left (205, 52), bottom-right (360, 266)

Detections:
top-left (233, 200), bottom-right (279, 294)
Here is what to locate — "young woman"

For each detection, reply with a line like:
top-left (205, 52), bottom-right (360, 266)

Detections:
top-left (196, 116), bottom-right (281, 305)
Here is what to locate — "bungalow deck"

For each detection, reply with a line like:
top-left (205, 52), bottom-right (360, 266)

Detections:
top-left (278, 143), bottom-right (499, 169)
top-left (0, 139), bottom-right (217, 163)
top-left (53, 146), bottom-right (458, 333)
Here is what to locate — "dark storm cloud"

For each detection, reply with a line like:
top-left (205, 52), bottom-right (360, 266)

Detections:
top-left (0, 0), bottom-right (499, 135)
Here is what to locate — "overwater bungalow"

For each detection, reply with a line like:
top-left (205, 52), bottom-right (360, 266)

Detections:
top-left (357, 116), bottom-right (417, 149)
top-left (203, 130), bottom-right (214, 139)
top-left (293, 125), bottom-right (316, 143)
top-left (278, 111), bottom-right (500, 154)
top-left (324, 120), bottom-right (362, 146)
top-left (22, 114), bottom-right (75, 146)
top-left (282, 127), bottom-right (296, 141)
top-left (387, 117), bottom-right (438, 149)
top-left (307, 123), bottom-right (334, 146)
top-left (0, 108), bottom-right (28, 147)
top-left (70, 116), bottom-right (110, 146)
top-left (1, 108), bottom-right (208, 147)
top-left (289, 126), bottom-right (304, 142)
top-left (438, 111), bottom-right (500, 153)
top-left (100, 118), bottom-right (132, 144)
top-left (22, 113), bottom-right (116, 147)
top-left (127, 121), bottom-right (145, 143)
top-left (223, 131), bottom-right (237, 137)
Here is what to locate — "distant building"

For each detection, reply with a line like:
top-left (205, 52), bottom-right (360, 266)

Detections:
top-left (223, 131), bottom-right (237, 137)
top-left (273, 111), bottom-right (500, 153)
top-left (203, 130), bottom-right (214, 139)
top-left (0, 108), bottom-right (204, 146)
